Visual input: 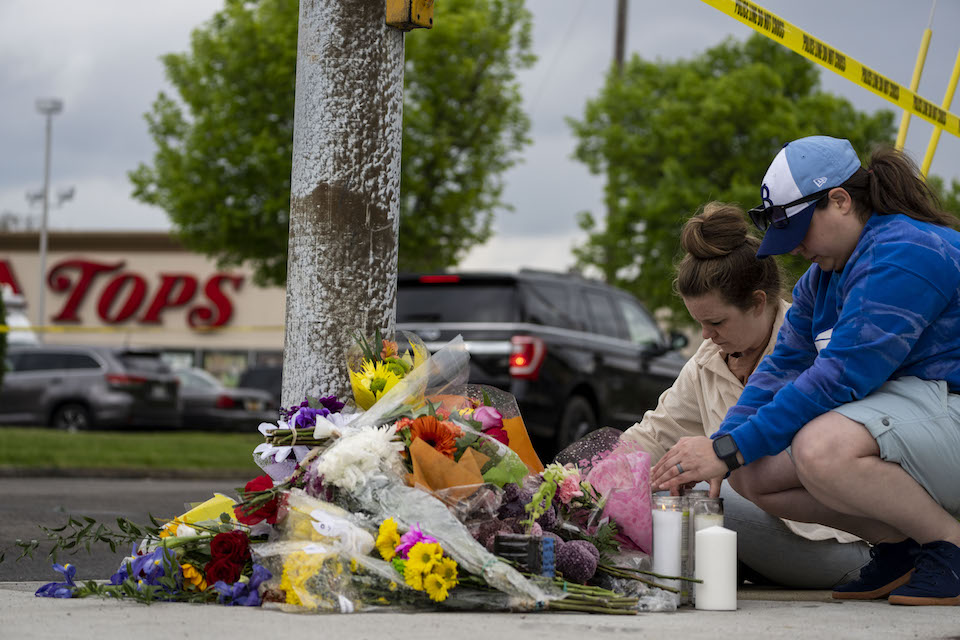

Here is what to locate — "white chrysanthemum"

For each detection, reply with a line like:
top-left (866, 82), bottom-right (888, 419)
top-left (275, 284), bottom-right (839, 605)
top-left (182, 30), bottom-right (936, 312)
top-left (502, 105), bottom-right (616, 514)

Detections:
top-left (312, 426), bottom-right (405, 492)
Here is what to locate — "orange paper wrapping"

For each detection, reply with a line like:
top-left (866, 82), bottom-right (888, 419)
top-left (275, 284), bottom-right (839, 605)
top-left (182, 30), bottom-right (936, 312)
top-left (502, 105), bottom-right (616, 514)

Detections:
top-left (408, 437), bottom-right (491, 496)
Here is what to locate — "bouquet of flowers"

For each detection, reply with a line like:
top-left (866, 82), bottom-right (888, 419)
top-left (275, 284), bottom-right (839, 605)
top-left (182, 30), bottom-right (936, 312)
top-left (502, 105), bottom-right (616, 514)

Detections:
top-left (346, 329), bottom-right (429, 410)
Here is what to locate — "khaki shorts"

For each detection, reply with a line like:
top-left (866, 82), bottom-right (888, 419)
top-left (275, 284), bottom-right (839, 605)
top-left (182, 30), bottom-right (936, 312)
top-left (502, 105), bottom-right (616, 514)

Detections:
top-left (832, 376), bottom-right (960, 516)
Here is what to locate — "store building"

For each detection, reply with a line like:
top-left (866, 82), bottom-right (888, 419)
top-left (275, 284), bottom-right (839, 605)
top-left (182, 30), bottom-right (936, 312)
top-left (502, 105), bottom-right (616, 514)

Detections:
top-left (0, 231), bottom-right (286, 383)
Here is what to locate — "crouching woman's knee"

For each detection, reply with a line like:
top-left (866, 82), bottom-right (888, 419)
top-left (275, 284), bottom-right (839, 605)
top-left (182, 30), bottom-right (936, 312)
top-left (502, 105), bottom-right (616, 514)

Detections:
top-left (727, 466), bottom-right (762, 503)
top-left (791, 412), bottom-right (850, 485)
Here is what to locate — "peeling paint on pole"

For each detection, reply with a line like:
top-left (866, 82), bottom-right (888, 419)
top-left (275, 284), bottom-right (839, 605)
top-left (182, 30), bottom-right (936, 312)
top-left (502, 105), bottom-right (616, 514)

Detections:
top-left (282, 0), bottom-right (404, 407)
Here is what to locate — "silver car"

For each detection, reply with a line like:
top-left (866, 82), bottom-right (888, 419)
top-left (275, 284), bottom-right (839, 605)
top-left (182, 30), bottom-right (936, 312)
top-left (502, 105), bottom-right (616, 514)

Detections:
top-left (0, 345), bottom-right (181, 430)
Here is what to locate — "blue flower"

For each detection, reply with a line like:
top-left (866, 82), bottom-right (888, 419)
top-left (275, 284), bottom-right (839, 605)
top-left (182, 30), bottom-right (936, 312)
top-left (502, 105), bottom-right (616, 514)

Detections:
top-left (35, 563), bottom-right (77, 599)
top-left (109, 547), bottom-right (180, 589)
top-left (212, 564), bottom-right (271, 606)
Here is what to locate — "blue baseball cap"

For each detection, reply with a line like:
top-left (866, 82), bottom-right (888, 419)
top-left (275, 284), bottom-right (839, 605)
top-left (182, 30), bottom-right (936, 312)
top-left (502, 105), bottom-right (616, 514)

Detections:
top-left (754, 136), bottom-right (862, 257)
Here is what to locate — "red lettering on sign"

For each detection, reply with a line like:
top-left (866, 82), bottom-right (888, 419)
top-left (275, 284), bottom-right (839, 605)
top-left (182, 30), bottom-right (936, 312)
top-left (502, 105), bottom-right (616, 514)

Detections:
top-left (0, 260), bottom-right (23, 294)
top-left (49, 259), bottom-right (124, 322)
top-left (188, 275), bottom-right (244, 328)
top-left (43, 258), bottom-right (243, 328)
top-left (97, 273), bottom-right (148, 323)
top-left (140, 275), bottom-right (198, 324)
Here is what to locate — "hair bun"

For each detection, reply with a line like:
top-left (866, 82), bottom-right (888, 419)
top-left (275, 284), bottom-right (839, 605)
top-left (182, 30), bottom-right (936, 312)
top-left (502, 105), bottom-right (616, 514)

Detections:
top-left (680, 202), bottom-right (752, 259)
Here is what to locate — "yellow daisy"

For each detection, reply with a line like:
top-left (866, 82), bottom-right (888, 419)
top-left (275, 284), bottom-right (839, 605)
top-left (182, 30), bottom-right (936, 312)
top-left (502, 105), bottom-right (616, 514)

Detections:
top-left (403, 560), bottom-right (426, 590)
top-left (376, 518), bottom-right (401, 561)
top-left (436, 556), bottom-right (459, 587)
top-left (407, 542), bottom-right (443, 568)
top-left (424, 572), bottom-right (451, 602)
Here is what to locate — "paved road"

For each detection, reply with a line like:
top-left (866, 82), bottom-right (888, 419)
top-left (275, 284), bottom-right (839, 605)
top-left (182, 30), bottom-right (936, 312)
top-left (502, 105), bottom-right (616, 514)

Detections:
top-left (0, 477), bottom-right (242, 582)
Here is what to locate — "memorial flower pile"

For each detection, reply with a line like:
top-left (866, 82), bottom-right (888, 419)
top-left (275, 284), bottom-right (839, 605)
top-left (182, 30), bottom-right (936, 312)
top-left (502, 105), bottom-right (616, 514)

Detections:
top-left (17, 330), bottom-right (683, 614)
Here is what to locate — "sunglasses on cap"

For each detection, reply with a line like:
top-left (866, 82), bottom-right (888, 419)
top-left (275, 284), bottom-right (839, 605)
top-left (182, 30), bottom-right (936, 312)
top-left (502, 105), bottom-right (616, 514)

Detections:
top-left (748, 188), bottom-right (832, 231)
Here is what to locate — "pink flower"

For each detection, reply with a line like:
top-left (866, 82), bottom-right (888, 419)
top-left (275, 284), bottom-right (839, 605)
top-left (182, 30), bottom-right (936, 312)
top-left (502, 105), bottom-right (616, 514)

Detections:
top-left (556, 476), bottom-right (584, 505)
top-left (473, 406), bottom-right (504, 431)
top-left (394, 522), bottom-right (437, 558)
top-left (483, 426), bottom-right (510, 446)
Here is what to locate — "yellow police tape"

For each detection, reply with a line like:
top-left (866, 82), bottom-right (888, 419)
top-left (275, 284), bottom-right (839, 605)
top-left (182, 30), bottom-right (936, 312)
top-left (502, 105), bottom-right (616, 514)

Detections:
top-left (0, 324), bottom-right (284, 334)
top-left (702, 0), bottom-right (960, 139)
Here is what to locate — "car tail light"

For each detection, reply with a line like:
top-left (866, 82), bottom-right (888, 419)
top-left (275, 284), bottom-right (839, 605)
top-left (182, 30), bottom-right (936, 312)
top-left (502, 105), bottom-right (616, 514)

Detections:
top-left (215, 395), bottom-right (237, 409)
top-left (509, 335), bottom-right (546, 380)
top-left (418, 275), bottom-right (460, 283)
top-left (105, 373), bottom-right (148, 388)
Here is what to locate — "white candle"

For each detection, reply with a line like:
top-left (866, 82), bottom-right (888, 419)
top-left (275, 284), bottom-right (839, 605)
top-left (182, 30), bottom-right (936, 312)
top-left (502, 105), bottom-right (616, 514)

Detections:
top-left (652, 507), bottom-right (683, 592)
top-left (694, 525), bottom-right (737, 611)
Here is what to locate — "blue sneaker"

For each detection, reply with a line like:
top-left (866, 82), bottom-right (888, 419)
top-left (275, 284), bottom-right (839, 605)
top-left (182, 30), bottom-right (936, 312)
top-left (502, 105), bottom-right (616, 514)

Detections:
top-left (888, 541), bottom-right (960, 606)
top-left (832, 538), bottom-right (920, 600)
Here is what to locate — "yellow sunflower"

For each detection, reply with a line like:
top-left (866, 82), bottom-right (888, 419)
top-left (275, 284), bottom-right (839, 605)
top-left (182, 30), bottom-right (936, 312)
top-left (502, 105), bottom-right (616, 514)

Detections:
top-left (424, 572), bottom-right (452, 602)
top-left (376, 518), bottom-right (401, 561)
top-left (350, 360), bottom-right (402, 409)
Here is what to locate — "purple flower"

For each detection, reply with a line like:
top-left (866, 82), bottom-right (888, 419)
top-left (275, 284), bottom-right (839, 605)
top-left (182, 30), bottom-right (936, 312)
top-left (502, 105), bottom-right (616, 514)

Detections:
top-left (292, 406), bottom-right (331, 429)
top-left (280, 395), bottom-right (344, 421)
top-left (109, 547), bottom-right (180, 589)
top-left (316, 395), bottom-right (345, 413)
top-left (394, 523), bottom-right (438, 559)
top-left (35, 563), bottom-right (77, 599)
top-left (213, 564), bottom-right (272, 606)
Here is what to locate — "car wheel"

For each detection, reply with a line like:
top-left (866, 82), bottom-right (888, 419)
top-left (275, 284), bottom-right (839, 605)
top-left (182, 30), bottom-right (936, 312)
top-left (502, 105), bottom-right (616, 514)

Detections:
top-left (51, 403), bottom-right (92, 432)
top-left (556, 395), bottom-right (596, 450)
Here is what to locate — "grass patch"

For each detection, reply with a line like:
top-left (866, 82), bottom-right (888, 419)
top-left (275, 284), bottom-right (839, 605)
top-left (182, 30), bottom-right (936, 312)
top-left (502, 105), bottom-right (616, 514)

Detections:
top-left (0, 427), bottom-right (263, 471)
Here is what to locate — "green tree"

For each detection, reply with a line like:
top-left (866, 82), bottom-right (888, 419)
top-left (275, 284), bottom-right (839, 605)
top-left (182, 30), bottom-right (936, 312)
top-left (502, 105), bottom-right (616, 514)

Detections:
top-left (130, 0), bottom-right (533, 284)
top-left (568, 34), bottom-right (896, 321)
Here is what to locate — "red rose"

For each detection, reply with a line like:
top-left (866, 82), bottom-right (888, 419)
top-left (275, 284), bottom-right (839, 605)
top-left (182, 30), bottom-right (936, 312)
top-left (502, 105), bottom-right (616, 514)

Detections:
top-left (204, 557), bottom-right (243, 585)
top-left (210, 530), bottom-right (251, 564)
top-left (234, 475), bottom-right (280, 525)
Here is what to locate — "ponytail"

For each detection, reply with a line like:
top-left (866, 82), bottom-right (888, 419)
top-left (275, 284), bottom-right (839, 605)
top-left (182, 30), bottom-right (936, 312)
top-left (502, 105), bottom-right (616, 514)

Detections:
top-left (829, 146), bottom-right (958, 229)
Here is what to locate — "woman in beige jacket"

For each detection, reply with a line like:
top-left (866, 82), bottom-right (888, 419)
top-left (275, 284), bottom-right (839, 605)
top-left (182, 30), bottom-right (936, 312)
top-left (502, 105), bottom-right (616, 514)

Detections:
top-left (621, 202), bottom-right (869, 588)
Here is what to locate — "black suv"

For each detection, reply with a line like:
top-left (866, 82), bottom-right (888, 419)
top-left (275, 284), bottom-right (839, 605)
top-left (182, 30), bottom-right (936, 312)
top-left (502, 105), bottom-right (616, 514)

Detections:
top-left (398, 270), bottom-right (688, 455)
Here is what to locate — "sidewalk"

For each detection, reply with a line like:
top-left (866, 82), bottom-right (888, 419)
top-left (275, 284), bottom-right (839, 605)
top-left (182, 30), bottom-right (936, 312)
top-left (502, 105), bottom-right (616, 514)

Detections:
top-left (3, 581), bottom-right (958, 639)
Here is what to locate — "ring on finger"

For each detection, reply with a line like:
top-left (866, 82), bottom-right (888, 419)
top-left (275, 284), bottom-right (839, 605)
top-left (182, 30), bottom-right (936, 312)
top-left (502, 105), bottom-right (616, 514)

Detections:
top-left (676, 462), bottom-right (684, 474)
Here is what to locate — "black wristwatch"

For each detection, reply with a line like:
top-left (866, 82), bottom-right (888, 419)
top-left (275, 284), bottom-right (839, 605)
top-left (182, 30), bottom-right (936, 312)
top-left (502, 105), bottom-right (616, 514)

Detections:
top-left (712, 434), bottom-right (742, 472)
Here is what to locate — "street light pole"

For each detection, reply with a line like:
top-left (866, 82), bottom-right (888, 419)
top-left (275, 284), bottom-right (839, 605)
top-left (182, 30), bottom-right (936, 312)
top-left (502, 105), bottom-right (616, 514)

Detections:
top-left (35, 98), bottom-right (63, 340)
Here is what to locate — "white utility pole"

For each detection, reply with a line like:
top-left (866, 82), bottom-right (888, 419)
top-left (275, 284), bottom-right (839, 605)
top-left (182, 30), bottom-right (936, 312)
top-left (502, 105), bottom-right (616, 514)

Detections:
top-left (35, 97), bottom-right (63, 339)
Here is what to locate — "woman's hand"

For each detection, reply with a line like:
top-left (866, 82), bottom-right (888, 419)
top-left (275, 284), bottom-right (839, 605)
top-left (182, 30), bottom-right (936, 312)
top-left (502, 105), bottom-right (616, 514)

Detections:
top-left (651, 436), bottom-right (728, 493)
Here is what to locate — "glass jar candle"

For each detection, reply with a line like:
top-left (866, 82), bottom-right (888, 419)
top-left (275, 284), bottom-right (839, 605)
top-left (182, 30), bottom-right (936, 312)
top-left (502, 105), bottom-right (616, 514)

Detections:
top-left (652, 494), bottom-right (684, 599)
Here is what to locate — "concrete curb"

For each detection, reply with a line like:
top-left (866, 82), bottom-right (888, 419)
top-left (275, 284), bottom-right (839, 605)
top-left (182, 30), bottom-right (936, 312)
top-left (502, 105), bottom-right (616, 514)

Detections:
top-left (0, 466), bottom-right (255, 480)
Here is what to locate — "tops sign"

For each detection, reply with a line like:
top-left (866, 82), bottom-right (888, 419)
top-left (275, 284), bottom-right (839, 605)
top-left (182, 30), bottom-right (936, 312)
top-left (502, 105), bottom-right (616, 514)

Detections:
top-left (1, 258), bottom-right (244, 328)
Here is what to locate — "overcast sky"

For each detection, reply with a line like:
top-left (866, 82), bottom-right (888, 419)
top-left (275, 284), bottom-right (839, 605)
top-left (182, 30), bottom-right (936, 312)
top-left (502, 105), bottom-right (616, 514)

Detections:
top-left (2, 0), bottom-right (959, 274)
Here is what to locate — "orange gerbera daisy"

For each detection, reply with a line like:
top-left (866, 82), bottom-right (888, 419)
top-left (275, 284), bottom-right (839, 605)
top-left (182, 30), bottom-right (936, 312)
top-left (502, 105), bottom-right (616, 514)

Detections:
top-left (409, 416), bottom-right (460, 458)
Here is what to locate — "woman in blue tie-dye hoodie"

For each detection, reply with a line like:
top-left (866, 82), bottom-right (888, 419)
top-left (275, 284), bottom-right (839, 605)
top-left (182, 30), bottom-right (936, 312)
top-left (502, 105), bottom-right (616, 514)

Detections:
top-left (652, 136), bottom-right (960, 606)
